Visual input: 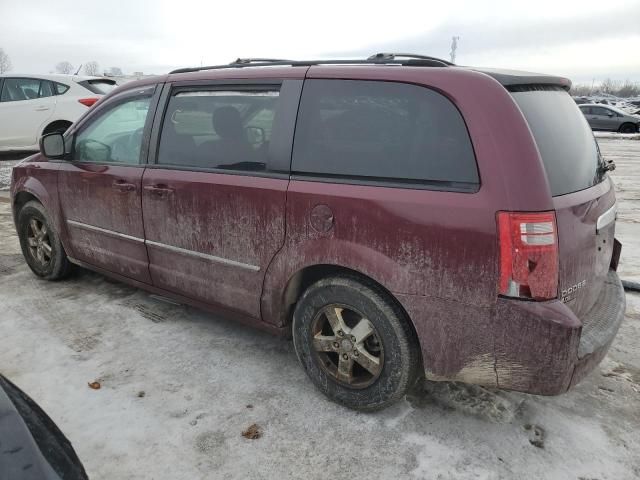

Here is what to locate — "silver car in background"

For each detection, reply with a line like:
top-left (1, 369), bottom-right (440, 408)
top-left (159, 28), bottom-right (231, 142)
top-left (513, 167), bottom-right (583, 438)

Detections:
top-left (579, 103), bottom-right (640, 133)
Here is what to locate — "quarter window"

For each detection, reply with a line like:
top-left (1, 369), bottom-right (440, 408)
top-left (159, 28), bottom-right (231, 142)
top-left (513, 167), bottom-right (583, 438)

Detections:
top-left (54, 82), bottom-right (70, 95)
top-left (292, 79), bottom-right (479, 188)
top-left (157, 89), bottom-right (280, 172)
top-left (0, 78), bottom-right (54, 102)
top-left (73, 96), bottom-right (151, 164)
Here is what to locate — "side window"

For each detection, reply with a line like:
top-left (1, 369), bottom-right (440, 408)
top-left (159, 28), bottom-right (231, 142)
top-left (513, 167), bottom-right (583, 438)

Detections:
top-left (39, 81), bottom-right (53, 98)
top-left (54, 82), bottom-right (70, 95)
top-left (73, 96), bottom-right (151, 164)
top-left (292, 80), bottom-right (479, 188)
top-left (592, 107), bottom-right (609, 116)
top-left (157, 88), bottom-right (280, 172)
top-left (0, 78), bottom-right (52, 102)
top-left (579, 106), bottom-right (590, 115)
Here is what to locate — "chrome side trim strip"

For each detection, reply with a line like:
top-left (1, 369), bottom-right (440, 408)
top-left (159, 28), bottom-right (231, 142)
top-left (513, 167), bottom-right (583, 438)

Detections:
top-left (67, 220), bottom-right (145, 243)
top-left (66, 220), bottom-right (261, 272)
top-left (145, 240), bottom-right (260, 271)
top-left (596, 202), bottom-right (618, 233)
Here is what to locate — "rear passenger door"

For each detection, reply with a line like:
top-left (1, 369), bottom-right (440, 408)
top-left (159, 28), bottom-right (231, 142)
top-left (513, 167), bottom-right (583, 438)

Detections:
top-left (0, 78), bottom-right (56, 148)
top-left (142, 80), bottom-right (301, 318)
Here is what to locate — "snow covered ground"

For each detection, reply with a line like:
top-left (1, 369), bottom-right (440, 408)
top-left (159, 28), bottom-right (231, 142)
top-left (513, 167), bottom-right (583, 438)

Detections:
top-left (594, 132), bottom-right (640, 140)
top-left (0, 139), bottom-right (638, 479)
top-left (0, 159), bottom-right (21, 191)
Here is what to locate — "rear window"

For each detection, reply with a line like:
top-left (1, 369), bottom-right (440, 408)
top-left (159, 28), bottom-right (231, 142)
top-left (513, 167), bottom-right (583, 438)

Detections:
top-left (511, 86), bottom-right (602, 196)
top-left (78, 79), bottom-right (116, 95)
top-left (292, 79), bottom-right (479, 191)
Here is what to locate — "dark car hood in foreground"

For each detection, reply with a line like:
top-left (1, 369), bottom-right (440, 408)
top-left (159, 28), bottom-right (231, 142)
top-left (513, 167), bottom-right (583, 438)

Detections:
top-left (0, 375), bottom-right (87, 480)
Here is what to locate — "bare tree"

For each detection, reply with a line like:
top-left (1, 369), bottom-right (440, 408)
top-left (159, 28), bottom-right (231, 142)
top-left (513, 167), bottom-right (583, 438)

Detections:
top-left (55, 61), bottom-right (74, 74)
top-left (599, 78), bottom-right (616, 95)
top-left (617, 80), bottom-right (640, 98)
top-left (84, 61), bottom-right (100, 76)
top-left (108, 66), bottom-right (123, 76)
top-left (571, 79), bottom-right (640, 98)
top-left (0, 48), bottom-right (12, 74)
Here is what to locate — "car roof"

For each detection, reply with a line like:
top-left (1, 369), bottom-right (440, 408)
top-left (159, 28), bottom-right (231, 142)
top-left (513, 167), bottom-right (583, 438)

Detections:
top-left (0, 73), bottom-right (113, 83)
top-left (163, 55), bottom-right (572, 90)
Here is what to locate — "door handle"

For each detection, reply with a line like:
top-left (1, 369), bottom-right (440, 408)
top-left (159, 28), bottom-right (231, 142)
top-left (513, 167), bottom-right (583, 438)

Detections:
top-left (143, 184), bottom-right (174, 198)
top-left (112, 180), bottom-right (136, 192)
top-left (35, 106), bottom-right (50, 111)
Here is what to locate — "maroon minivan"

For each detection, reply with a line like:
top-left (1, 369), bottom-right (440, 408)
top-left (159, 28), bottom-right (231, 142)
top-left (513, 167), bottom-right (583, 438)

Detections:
top-left (11, 54), bottom-right (625, 410)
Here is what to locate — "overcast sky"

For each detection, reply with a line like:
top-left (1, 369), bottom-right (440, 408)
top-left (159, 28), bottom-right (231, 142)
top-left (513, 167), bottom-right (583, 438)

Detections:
top-left (1, 0), bottom-right (639, 84)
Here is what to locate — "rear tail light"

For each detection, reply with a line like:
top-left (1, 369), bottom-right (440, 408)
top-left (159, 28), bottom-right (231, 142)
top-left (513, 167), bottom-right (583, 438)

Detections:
top-left (78, 97), bottom-right (99, 107)
top-left (497, 211), bottom-right (558, 300)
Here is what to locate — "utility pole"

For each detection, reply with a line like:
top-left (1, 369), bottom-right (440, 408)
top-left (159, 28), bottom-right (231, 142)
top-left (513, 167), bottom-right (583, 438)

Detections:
top-left (450, 36), bottom-right (460, 64)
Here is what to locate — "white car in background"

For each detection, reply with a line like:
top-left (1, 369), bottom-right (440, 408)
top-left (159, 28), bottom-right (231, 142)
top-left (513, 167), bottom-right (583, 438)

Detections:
top-left (0, 73), bottom-right (117, 152)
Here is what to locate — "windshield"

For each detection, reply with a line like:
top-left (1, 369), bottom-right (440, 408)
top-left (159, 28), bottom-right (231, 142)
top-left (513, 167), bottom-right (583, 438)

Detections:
top-left (511, 86), bottom-right (603, 196)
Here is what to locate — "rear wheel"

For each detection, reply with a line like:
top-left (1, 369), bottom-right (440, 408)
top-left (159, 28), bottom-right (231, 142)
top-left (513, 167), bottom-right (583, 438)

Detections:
top-left (292, 275), bottom-right (421, 411)
top-left (17, 201), bottom-right (72, 280)
top-left (618, 123), bottom-right (638, 134)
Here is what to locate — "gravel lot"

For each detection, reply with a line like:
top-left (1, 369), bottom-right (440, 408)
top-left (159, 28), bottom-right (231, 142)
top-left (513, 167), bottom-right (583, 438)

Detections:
top-left (0, 139), bottom-right (639, 479)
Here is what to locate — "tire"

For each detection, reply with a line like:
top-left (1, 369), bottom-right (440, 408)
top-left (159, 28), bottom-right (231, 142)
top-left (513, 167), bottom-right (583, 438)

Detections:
top-left (292, 275), bottom-right (422, 411)
top-left (17, 200), bottom-right (72, 280)
top-left (618, 123), bottom-right (637, 134)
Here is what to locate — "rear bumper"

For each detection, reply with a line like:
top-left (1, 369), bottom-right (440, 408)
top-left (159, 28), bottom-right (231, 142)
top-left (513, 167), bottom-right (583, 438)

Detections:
top-left (493, 270), bottom-right (625, 394)
top-left (569, 270), bottom-right (626, 388)
top-left (400, 270), bottom-right (626, 395)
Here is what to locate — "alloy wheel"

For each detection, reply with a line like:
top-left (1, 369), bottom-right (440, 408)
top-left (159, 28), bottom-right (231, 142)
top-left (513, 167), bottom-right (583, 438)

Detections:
top-left (311, 304), bottom-right (384, 388)
top-left (26, 218), bottom-right (52, 266)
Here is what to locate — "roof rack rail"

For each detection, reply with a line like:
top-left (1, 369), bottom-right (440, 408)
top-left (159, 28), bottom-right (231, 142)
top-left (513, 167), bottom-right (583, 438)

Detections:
top-left (230, 58), bottom-right (292, 65)
top-left (367, 53), bottom-right (454, 66)
top-left (169, 53), bottom-right (453, 74)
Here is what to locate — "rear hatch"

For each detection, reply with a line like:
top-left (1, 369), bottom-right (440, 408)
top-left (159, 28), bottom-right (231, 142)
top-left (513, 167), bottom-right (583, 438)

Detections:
top-left (511, 86), bottom-right (616, 317)
top-left (76, 78), bottom-right (117, 95)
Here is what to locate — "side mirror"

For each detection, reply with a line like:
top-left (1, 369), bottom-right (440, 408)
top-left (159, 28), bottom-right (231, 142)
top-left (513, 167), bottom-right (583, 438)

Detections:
top-left (40, 132), bottom-right (65, 158)
top-left (607, 112), bottom-right (614, 117)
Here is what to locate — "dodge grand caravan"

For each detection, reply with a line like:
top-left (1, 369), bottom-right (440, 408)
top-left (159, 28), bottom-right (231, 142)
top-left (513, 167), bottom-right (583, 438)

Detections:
top-left (10, 54), bottom-right (625, 410)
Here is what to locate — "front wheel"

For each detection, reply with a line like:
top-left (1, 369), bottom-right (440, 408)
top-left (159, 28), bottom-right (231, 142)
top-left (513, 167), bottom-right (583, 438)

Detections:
top-left (292, 276), bottom-right (422, 411)
top-left (17, 201), bottom-right (72, 280)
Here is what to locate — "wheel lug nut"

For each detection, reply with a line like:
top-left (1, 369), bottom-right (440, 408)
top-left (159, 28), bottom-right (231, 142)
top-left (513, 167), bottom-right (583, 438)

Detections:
top-left (342, 354), bottom-right (348, 360)
top-left (333, 342), bottom-right (339, 349)
top-left (353, 350), bottom-right (359, 357)
top-left (337, 331), bottom-right (344, 337)
top-left (350, 336), bottom-right (356, 342)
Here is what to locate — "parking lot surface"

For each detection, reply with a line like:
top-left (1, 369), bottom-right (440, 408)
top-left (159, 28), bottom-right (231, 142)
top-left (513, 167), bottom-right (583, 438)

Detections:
top-left (0, 139), bottom-right (639, 479)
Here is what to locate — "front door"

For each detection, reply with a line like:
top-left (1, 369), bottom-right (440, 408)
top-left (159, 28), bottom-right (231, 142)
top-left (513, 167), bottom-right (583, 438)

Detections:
top-left (141, 80), bottom-right (301, 318)
top-left (0, 78), bottom-right (56, 148)
top-left (590, 106), bottom-right (615, 131)
top-left (58, 86), bottom-right (157, 283)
